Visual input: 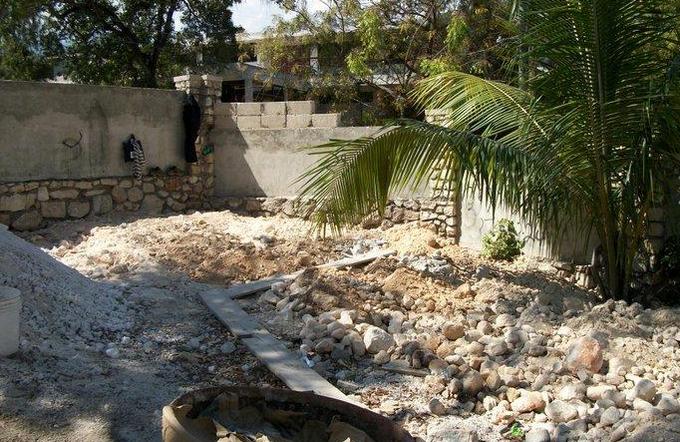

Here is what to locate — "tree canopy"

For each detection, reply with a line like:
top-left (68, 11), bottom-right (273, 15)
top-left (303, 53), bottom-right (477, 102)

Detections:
top-left (255, 0), bottom-right (514, 121)
top-left (0, 0), bottom-right (241, 87)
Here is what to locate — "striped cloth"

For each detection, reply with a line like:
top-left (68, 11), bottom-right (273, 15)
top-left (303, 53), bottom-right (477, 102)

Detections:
top-left (130, 138), bottom-right (147, 179)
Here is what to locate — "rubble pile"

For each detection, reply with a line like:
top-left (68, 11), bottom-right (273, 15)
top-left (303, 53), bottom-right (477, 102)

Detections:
top-left (253, 257), bottom-right (680, 441)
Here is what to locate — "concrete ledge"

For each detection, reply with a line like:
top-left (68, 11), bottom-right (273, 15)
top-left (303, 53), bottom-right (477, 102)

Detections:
top-left (263, 102), bottom-right (286, 115)
top-left (312, 113), bottom-right (342, 128)
top-left (260, 115), bottom-right (286, 129)
top-left (286, 101), bottom-right (316, 115)
top-left (287, 114), bottom-right (312, 128)
top-left (237, 102), bottom-right (262, 116)
top-left (236, 115), bottom-right (261, 129)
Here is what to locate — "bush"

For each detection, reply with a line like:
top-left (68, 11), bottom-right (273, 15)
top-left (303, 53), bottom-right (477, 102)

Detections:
top-left (481, 219), bottom-right (525, 261)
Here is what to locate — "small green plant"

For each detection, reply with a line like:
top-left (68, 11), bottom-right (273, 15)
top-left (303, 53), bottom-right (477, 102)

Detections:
top-left (481, 219), bottom-right (525, 261)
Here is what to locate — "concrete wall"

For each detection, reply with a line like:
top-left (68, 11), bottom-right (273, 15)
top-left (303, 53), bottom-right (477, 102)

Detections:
top-left (459, 193), bottom-right (599, 262)
top-left (213, 126), bottom-right (384, 197)
top-left (0, 81), bottom-right (185, 182)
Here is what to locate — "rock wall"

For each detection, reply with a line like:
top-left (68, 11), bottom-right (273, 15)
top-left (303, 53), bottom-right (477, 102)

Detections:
top-left (211, 196), bottom-right (460, 238)
top-left (0, 172), bottom-right (212, 231)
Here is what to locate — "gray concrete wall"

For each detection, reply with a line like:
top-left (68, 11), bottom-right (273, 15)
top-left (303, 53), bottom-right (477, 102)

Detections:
top-left (0, 81), bottom-right (185, 182)
top-left (213, 127), bottom-right (388, 197)
top-left (459, 192), bottom-right (598, 262)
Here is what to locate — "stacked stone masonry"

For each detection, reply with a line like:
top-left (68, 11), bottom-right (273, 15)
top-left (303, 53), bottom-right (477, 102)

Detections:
top-left (0, 172), bottom-right (212, 231)
top-left (211, 196), bottom-right (460, 238)
top-left (213, 100), bottom-right (343, 130)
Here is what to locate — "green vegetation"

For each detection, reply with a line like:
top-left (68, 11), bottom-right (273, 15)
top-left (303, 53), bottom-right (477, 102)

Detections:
top-left (0, 0), bottom-right (240, 87)
top-left (481, 219), bottom-right (524, 261)
top-left (255, 0), bottom-right (513, 120)
top-left (298, 0), bottom-right (680, 301)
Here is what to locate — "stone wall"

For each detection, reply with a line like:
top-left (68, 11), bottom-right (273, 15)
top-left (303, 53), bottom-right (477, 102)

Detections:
top-left (211, 196), bottom-right (459, 238)
top-left (0, 172), bottom-right (211, 231)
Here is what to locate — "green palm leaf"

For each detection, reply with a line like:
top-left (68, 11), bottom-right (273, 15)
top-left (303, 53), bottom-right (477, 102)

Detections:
top-left (297, 0), bottom-right (680, 300)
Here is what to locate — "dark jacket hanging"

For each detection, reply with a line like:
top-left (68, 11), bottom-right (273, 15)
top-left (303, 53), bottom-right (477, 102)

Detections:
top-left (183, 94), bottom-right (201, 163)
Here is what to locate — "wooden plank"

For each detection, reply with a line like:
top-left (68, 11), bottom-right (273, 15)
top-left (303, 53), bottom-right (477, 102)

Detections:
top-left (227, 249), bottom-right (396, 300)
top-left (318, 249), bottom-right (396, 269)
top-left (379, 361), bottom-right (429, 377)
top-left (201, 288), bottom-right (360, 406)
top-left (228, 271), bottom-right (303, 300)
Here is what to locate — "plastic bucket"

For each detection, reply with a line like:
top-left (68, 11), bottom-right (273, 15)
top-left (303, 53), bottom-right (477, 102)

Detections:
top-left (0, 286), bottom-right (21, 356)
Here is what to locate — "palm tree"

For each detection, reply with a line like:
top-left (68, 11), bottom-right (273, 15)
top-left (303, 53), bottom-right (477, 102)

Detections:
top-left (297, 0), bottom-right (680, 301)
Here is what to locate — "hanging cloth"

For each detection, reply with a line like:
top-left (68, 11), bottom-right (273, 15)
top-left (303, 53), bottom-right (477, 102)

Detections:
top-left (183, 93), bottom-right (201, 163)
top-left (123, 134), bottom-right (147, 179)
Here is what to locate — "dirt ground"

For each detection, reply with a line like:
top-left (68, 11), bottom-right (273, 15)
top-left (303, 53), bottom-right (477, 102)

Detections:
top-left (1, 209), bottom-right (679, 441)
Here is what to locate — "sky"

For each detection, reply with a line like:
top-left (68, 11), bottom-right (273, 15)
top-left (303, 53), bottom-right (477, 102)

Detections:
top-left (232, 0), bottom-right (327, 34)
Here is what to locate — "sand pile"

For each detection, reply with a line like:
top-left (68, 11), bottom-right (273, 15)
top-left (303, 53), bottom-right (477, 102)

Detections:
top-left (0, 228), bottom-right (131, 352)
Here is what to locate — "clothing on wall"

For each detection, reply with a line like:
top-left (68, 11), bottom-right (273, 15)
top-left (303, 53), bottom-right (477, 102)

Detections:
top-left (183, 94), bottom-right (201, 163)
top-left (123, 134), bottom-right (147, 179)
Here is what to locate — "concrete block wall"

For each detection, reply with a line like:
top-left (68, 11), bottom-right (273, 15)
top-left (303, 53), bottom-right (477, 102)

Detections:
top-left (213, 101), bottom-right (342, 130)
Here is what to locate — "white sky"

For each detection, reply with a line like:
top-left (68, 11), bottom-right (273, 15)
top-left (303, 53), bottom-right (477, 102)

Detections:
top-left (232, 0), bottom-right (327, 33)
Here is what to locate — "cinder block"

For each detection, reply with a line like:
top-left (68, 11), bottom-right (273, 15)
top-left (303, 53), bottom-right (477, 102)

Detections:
top-left (311, 113), bottom-right (342, 128)
top-left (214, 115), bottom-right (238, 130)
top-left (237, 102), bottom-right (262, 116)
top-left (286, 101), bottom-right (316, 115)
top-left (287, 114), bottom-right (312, 128)
top-left (263, 102), bottom-right (286, 115)
top-left (236, 115), bottom-right (261, 129)
top-left (214, 103), bottom-right (237, 116)
top-left (260, 114), bottom-right (286, 129)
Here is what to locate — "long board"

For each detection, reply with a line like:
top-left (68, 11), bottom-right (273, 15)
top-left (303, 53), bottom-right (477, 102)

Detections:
top-left (229, 249), bottom-right (396, 299)
top-left (201, 288), bottom-right (362, 406)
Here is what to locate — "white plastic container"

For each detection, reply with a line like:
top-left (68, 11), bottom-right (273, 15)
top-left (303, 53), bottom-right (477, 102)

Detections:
top-left (0, 286), bottom-right (21, 356)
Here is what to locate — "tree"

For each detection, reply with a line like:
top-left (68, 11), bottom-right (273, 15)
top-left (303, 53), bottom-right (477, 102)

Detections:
top-left (0, 1), bottom-right (62, 80)
top-left (257, 0), bottom-right (513, 120)
top-left (0, 0), bottom-right (241, 87)
top-left (297, 0), bottom-right (680, 301)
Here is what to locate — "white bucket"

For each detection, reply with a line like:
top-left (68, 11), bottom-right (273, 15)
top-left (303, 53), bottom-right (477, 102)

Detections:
top-left (0, 286), bottom-right (21, 356)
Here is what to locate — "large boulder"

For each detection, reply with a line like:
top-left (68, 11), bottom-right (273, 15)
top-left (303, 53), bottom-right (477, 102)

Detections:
top-left (564, 336), bottom-right (603, 374)
top-left (362, 326), bottom-right (395, 354)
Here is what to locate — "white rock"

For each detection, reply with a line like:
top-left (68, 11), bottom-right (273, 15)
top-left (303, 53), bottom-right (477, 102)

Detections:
top-left (600, 407), bottom-right (621, 426)
top-left (525, 428), bottom-right (550, 442)
top-left (426, 422), bottom-right (478, 442)
top-left (485, 339), bottom-right (508, 356)
top-left (633, 378), bottom-right (657, 402)
top-left (544, 400), bottom-right (577, 423)
top-left (105, 347), bottom-right (120, 358)
top-left (495, 314), bottom-right (515, 328)
top-left (363, 326), bottom-right (395, 354)
top-left (511, 391), bottom-right (545, 413)
top-left (657, 394), bottom-right (680, 415)
top-left (558, 382), bottom-right (586, 401)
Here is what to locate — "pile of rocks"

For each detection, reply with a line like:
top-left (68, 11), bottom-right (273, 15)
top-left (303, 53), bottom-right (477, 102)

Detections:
top-left (256, 263), bottom-right (680, 441)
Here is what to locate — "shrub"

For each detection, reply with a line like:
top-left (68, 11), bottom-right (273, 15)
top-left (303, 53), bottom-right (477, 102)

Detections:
top-left (481, 219), bottom-right (525, 261)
